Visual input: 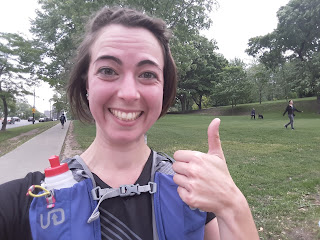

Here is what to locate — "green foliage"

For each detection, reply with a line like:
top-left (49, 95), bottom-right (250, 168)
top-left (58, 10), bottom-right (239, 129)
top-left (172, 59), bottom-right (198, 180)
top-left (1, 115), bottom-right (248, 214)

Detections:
top-left (51, 89), bottom-right (68, 119)
top-left (211, 59), bottom-right (252, 107)
top-left (0, 32), bottom-right (41, 130)
top-left (31, 0), bottom-right (219, 113)
top-left (247, 0), bottom-right (320, 63)
top-left (31, 0), bottom-right (217, 85)
top-left (7, 100), bottom-right (42, 120)
top-left (246, 32), bottom-right (285, 70)
top-left (247, 63), bottom-right (270, 104)
top-left (276, 0), bottom-right (320, 60)
top-left (246, 0), bottom-right (320, 98)
top-left (173, 34), bottom-right (227, 110)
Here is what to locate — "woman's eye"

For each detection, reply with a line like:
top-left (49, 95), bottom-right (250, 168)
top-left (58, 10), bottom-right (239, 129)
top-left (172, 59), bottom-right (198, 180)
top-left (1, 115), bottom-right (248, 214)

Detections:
top-left (139, 72), bottom-right (157, 79)
top-left (98, 67), bottom-right (117, 76)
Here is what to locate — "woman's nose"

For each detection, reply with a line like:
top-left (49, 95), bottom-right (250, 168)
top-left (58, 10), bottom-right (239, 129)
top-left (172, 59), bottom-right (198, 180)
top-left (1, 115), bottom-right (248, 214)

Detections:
top-left (117, 75), bottom-right (140, 101)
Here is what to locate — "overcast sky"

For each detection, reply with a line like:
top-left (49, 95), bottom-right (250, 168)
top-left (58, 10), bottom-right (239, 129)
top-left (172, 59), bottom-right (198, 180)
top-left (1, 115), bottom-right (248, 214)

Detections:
top-left (203, 0), bottom-right (290, 62)
top-left (1, 0), bottom-right (289, 112)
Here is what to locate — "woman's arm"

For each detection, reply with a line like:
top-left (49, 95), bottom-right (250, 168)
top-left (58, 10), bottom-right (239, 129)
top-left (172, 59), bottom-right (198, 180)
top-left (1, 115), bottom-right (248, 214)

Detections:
top-left (173, 118), bottom-right (259, 240)
top-left (205, 218), bottom-right (220, 240)
top-left (204, 195), bottom-right (258, 240)
top-left (283, 106), bottom-right (288, 116)
top-left (294, 107), bottom-right (302, 113)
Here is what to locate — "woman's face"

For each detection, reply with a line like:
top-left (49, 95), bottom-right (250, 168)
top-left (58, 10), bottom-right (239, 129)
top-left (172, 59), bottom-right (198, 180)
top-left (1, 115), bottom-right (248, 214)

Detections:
top-left (87, 24), bottom-right (164, 144)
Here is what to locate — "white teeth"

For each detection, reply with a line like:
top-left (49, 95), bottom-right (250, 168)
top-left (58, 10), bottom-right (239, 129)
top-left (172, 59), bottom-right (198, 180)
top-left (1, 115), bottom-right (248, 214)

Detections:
top-left (110, 109), bottom-right (141, 121)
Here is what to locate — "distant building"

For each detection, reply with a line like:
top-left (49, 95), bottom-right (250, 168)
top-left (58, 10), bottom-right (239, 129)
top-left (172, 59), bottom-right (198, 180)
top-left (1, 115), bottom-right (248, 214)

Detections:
top-left (44, 110), bottom-right (50, 118)
top-left (44, 105), bottom-right (57, 119)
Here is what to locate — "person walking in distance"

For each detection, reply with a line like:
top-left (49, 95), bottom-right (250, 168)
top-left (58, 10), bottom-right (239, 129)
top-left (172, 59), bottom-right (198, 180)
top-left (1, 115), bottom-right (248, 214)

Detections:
top-left (251, 108), bottom-right (256, 120)
top-left (60, 113), bottom-right (66, 129)
top-left (283, 100), bottom-right (303, 130)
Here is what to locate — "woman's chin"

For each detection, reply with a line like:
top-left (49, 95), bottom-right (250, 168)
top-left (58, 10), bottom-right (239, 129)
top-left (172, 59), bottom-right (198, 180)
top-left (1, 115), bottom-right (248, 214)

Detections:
top-left (110, 134), bottom-right (145, 145)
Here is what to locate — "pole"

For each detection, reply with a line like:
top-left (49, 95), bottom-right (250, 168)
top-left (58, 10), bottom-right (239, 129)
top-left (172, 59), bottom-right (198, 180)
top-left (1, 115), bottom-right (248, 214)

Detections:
top-left (49, 100), bottom-right (51, 119)
top-left (33, 89), bottom-right (35, 124)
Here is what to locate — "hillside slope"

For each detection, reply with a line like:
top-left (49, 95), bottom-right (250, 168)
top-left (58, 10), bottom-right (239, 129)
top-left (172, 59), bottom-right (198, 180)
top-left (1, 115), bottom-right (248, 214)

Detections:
top-left (183, 97), bottom-right (319, 117)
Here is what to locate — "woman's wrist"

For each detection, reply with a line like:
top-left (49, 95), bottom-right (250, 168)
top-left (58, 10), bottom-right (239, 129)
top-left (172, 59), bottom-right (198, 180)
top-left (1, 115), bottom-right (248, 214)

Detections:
top-left (217, 186), bottom-right (247, 216)
top-left (214, 187), bottom-right (259, 239)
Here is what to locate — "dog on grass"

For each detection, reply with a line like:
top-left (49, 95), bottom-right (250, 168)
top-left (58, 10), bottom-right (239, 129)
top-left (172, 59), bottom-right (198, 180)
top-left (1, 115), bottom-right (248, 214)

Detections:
top-left (258, 114), bottom-right (264, 119)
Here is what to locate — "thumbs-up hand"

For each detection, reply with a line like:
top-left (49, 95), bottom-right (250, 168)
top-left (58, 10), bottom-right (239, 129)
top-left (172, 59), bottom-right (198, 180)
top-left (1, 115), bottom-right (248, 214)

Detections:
top-left (172, 118), bottom-right (238, 215)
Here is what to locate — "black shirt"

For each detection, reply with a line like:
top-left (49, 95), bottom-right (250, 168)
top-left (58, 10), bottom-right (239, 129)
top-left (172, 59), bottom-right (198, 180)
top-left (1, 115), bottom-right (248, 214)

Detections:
top-left (283, 105), bottom-right (301, 115)
top-left (93, 152), bottom-right (154, 240)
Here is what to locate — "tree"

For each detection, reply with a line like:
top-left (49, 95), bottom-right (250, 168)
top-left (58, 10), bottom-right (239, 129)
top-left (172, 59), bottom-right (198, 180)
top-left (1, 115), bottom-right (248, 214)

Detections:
top-left (246, 0), bottom-right (320, 99)
top-left (247, 63), bottom-right (270, 104)
top-left (0, 97), bottom-right (16, 118)
top-left (213, 59), bottom-right (251, 110)
top-left (51, 91), bottom-right (68, 119)
top-left (31, 0), bottom-right (218, 112)
top-left (276, 0), bottom-right (320, 61)
top-left (246, 32), bottom-right (285, 70)
top-left (188, 36), bottom-right (227, 109)
top-left (172, 34), bottom-right (226, 111)
top-left (0, 32), bottom-right (41, 130)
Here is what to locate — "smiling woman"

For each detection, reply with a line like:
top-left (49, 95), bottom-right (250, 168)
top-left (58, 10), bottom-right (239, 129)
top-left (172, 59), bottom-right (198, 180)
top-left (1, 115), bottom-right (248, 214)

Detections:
top-left (85, 24), bottom-right (165, 145)
top-left (0, 6), bottom-right (258, 240)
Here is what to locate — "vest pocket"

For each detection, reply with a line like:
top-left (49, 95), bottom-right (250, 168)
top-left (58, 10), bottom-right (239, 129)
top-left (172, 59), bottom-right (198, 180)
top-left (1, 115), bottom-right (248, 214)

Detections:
top-left (183, 203), bottom-right (206, 239)
top-left (154, 172), bottom-right (206, 240)
top-left (29, 179), bottom-right (101, 240)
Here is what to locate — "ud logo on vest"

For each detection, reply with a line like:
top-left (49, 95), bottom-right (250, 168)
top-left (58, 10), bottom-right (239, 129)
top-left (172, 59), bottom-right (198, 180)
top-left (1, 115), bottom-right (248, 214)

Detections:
top-left (40, 208), bottom-right (65, 229)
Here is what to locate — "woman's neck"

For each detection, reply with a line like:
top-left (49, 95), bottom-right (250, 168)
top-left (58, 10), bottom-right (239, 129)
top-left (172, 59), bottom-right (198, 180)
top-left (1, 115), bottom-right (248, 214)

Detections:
top-left (80, 135), bottom-right (151, 187)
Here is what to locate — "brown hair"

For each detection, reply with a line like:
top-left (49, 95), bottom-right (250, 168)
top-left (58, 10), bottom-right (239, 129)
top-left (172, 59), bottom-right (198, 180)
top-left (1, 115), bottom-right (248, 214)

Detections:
top-left (67, 7), bottom-right (177, 122)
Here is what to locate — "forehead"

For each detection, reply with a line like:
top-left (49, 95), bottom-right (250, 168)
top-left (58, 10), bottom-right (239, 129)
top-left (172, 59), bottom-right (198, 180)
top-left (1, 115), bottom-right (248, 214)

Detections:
top-left (90, 24), bottom-right (164, 65)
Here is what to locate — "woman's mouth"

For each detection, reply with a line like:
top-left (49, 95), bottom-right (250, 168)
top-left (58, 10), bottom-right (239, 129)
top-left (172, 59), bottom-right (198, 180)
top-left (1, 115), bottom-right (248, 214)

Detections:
top-left (109, 109), bottom-right (142, 121)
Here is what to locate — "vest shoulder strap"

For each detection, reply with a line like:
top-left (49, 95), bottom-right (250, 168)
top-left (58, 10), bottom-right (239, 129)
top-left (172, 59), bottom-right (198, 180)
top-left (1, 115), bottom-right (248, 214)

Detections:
top-left (62, 155), bottom-right (96, 188)
top-left (62, 150), bottom-right (175, 185)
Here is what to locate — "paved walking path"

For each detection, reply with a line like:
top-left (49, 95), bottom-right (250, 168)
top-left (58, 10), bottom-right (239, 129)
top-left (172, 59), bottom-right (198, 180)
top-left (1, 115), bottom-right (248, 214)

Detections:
top-left (0, 121), bottom-right (70, 184)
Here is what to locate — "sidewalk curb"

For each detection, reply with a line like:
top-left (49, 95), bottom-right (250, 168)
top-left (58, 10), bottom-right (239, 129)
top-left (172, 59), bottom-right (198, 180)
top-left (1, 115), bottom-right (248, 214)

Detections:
top-left (59, 121), bottom-right (71, 159)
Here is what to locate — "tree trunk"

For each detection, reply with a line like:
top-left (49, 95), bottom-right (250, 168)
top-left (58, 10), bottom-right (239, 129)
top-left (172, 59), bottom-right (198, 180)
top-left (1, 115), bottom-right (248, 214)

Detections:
top-left (1, 95), bottom-right (8, 131)
top-left (186, 98), bottom-right (191, 111)
top-left (178, 94), bottom-right (187, 112)
top-left (231, 99), bottom-right (234, 115)
top-left (193, 95), bottom-right (203, 110)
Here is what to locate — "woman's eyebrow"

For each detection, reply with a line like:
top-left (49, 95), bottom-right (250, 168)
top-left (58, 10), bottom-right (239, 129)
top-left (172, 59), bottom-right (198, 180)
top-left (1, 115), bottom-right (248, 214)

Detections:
top-left (94, 56), bottom-right (162, 70)
top-left (137, 59), bottom-right (162, 70)
top-left (94, 55), bottom-right (122, 65)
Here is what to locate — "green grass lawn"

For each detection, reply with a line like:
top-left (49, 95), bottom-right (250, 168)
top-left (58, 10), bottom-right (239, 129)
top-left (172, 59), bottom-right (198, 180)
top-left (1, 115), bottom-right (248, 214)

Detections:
top-left (150, 114), bottom-right (320, 240)
top-left (74, 113), bottom-right (320, 239)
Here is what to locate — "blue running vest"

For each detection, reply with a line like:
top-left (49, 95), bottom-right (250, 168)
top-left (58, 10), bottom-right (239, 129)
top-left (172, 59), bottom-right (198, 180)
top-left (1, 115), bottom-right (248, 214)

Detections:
top-left (29, 151), bottom-right (207, 240)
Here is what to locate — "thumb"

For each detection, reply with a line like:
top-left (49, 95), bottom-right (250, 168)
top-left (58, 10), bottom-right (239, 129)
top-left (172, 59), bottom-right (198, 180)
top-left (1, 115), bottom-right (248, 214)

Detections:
top-left (207, 118), bottom-right (225, 160)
